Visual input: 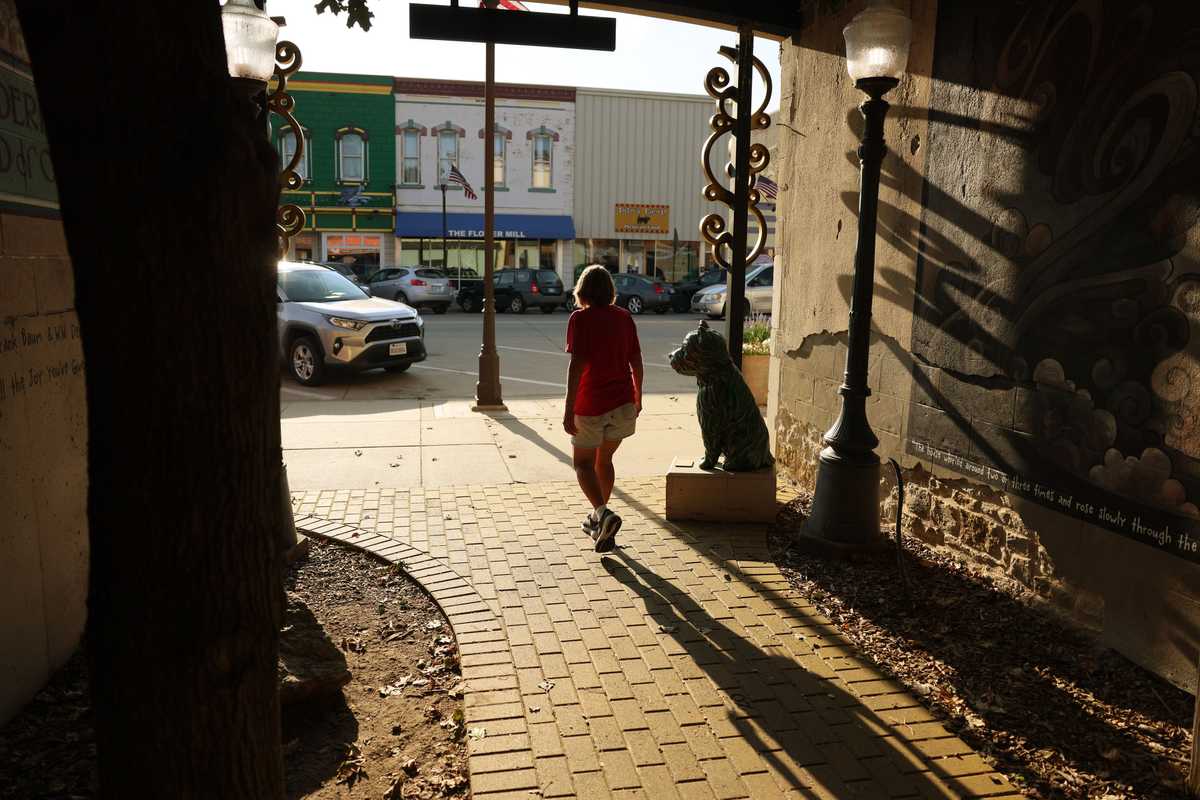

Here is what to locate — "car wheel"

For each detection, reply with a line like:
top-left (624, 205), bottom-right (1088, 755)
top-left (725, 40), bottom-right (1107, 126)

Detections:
top-left (394, 291), bottom-right (409, 305)
top-left (461, 296), bottom-right (478, 313)
top-left (540, 305), bottom-right (556, 315)
top-left (627, 295), bottom-right (644, 315)
top-left (510, 295), bottom-right (526, 314)
top-left (288, 335), bottom-right (325, 386)
top-left (434, 304), bottom-right (449, 315)
top-left (385, 363), bottom-right (411, 373)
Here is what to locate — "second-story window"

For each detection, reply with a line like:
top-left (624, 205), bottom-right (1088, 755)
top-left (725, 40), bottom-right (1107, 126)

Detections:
top-left (494, 132), bottom-right (506, 187)
top-left (337, 128), bottom-right (368, 184)
top-left (278, 127), bottom-right (310, 182)
top-left (438, 129), bottom-right (459, 184)
top-left (532, 132), bottom-right (553, 189)
top-left (402, 129), bottom-right (420, 185)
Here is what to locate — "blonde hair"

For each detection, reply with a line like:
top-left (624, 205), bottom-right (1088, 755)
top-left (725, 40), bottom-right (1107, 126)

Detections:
top-left (573, 264), bottom-right (615, 308)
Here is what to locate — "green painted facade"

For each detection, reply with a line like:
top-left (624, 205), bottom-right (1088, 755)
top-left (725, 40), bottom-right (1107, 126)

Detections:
top-left (276, 71), bottom-right (395, 237)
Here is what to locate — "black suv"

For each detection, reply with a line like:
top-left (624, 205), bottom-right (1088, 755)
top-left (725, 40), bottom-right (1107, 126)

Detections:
top-left (456, 268), bottom-right (566, 314)
top-left (671, 267), bottom-right (725, 312)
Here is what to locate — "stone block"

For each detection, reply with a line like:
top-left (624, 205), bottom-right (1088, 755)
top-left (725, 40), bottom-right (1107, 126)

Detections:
top-left (665, 458), bottom-right (776, 523)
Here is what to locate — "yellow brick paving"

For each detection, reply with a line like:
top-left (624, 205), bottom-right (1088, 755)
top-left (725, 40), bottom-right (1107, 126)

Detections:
top-left (293, 478), bottom-right (1020, 799)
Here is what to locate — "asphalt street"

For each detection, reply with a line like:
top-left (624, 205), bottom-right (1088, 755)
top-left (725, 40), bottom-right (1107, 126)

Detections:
top-left (279, 309), bottom-right (711, 402)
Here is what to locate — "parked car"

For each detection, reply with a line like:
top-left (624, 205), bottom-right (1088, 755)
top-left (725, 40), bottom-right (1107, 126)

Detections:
top-left (691, 263), bottom-right (774, 318)
top-left (364, 266), bottom-right (453, 314)
top-left (456, 268), bottom-right (566, 314)
top-left (276, 261), bottom-right (425, 386)
top-left (614, 272), bottom-right (672, 315)
top-left (445, 266), bottom-right (480, 291)
top-left (671, 267), bottom-right (725, 312)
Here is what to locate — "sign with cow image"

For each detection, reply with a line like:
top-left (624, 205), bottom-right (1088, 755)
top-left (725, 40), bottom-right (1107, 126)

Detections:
top-left (614, 203), bottom-right (668, 235)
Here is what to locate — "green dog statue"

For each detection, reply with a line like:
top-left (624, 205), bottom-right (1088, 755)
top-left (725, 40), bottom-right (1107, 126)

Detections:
top-left (668, 321), bottom-right (774, 472)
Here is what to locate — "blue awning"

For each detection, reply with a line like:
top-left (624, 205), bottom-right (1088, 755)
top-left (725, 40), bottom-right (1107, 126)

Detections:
top-left (395, 212), bottom-right (575, 240)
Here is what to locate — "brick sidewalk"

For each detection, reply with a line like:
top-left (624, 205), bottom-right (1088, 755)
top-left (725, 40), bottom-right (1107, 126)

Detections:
top-left (293, 479), bottom-right (1019, 799)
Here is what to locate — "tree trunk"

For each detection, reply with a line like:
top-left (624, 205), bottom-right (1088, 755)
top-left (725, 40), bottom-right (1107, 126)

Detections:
top-left (17, 2), bottom-right (286, 797)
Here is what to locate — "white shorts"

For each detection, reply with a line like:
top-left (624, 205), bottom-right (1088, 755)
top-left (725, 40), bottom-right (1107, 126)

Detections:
top-left (572, 403), bottom-right (637, 449)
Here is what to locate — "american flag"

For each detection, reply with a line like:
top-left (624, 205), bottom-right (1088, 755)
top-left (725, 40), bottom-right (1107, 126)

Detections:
top-left (756, 175), bottom-right (779, 199)
top-left (446, 164), bottom-right (478, 200)
top-left (480, 0), bottom-right (529, 9)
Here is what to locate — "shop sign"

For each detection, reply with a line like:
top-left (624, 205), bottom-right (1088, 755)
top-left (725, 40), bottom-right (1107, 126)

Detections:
top-left (0, 58), bottom-right (56, 213)
top-left (447, 228), bottom-right (528, 238)
top-left (614, 203), bottom-right (668, 234)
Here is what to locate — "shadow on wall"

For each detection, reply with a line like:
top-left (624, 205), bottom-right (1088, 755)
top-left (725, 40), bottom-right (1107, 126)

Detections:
top-left (804, 0), bottom-right (1200, 686)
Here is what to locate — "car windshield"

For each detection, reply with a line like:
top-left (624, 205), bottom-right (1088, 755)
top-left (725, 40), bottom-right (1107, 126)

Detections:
top-left (416, 269), bottom-right (446, 279)
top-left (279, 269), bottom-right (368, 303)
top-left (701, 270), bottom-right (724, 286)
top-left (536, 270), bottom-right (558, 282)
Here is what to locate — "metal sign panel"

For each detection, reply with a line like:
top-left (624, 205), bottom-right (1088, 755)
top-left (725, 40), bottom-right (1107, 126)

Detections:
top-left (409, 4), bottom-right (616, 51)
top-left (614, 203), bottom-right (669, 234)
top-left (0, 59), bottom-right (57, 215)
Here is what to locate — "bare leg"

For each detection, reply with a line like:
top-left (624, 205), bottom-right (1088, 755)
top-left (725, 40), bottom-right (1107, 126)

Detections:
top-left (595, 438), bottom-right (621, 504)
top-left (573, 447), bottom-right (605, 509)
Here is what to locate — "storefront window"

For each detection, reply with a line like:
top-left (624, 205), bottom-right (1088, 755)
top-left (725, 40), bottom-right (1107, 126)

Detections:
top-left (325, 233), bottom-right (382, 280)
top-left (621, 241), bottom-right (644, 274)
top-left (539, 240), bottom-right (556, 270)
top-left (583, 239), bottom-right (619, 272)
top-left (515, 239), bottom-right (540, 269)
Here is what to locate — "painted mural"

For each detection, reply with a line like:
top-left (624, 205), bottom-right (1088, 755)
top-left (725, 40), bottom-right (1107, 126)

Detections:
top-left (906, 1), bottom-right (1200, 560)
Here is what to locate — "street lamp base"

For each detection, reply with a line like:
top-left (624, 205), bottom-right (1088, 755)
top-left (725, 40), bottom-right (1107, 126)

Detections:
top-left (476, 350), bottom-right (504, 410)
top-left (801, 446), bottom-right (883, 547)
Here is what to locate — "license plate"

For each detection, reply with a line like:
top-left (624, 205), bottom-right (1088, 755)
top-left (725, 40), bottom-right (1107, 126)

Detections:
top-left (389, 342), bottom-right (407, 356)
top-left (433, 285), bottom-right (447, 293)
top-left (546, 287), bottom-right (560, 294)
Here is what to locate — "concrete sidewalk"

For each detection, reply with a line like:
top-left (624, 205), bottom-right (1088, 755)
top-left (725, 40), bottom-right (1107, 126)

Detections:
top-left (282, 392), bottom-right (702, 491)
top-left (292, 479), bottom-right (1020, 799)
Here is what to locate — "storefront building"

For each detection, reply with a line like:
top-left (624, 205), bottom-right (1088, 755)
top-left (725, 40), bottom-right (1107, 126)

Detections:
top-left (393, 78), bottom-right (576, 280)
top-left (276, 71), bottom-right (397, 279)
top-left (573, 87), bottom-right (727, 283)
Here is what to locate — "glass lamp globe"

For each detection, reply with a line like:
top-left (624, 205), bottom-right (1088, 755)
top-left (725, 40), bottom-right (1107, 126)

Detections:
top-left (221, 0), bottom-right (280, 84)
top-left (843, 0), bottom-right (912, 82)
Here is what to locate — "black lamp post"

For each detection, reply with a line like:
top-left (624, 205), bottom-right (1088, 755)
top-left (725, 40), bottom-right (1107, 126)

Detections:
top-left (805, 0), bottom-right (912, 547)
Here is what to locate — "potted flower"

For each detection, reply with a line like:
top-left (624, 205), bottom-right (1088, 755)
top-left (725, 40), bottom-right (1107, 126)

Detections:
top-left (741, 315), bottom-right (771, 407)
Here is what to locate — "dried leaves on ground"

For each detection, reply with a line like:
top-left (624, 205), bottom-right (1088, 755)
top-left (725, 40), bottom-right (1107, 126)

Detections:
top-left (771, 494), bottom-right (1194, 800)
top-left (284, 538), bottom-right (468, 799)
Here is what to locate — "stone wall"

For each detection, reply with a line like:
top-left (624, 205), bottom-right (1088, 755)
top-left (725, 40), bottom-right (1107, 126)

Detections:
top-left (773, 0), bottom-right (1200, 690)
top-left (0, 3), bottom-right (88, 723)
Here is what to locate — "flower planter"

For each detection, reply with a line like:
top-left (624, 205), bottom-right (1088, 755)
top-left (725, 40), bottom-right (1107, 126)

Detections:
top-left (741, 353), bottom-right (769, 407)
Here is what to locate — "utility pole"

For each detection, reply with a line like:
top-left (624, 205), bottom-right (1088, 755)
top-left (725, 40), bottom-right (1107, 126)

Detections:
top-left (439, 181), bottom-right (449, 274)
top-left (475, 0), bottom-right (503, 408)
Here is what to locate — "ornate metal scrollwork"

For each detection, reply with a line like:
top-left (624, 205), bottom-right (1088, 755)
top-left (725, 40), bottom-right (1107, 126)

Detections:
top-left (699, 44), bottom-right (773, 270)
top-left (268, 40), bottom-right (306, 257)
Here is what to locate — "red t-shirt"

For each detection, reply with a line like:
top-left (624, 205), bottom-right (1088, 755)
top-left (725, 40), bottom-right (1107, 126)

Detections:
top-left (566, 304), bottom-right (642, 417)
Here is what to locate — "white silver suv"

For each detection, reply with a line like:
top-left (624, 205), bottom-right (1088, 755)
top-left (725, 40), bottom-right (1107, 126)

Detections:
top-left (277, 261), bottom-right (425, 386)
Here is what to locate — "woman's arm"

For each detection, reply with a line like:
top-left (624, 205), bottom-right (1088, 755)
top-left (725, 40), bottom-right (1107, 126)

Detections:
top-left (631, 357), bottom-right (644, 415)
top-left (563, 353), bottom-right (583, 434)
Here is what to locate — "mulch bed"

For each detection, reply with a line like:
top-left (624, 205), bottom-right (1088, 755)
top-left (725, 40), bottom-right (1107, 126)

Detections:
top-left (0, 538), bottom-right (466, 800)
top-left (770, 494), bottom-right (1195, 800)
top-left (284, 538), bottom-right (468, 799)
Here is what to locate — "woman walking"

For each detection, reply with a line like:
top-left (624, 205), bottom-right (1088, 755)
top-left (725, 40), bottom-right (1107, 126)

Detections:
top-left (563, 265), bottom-right (644, 552)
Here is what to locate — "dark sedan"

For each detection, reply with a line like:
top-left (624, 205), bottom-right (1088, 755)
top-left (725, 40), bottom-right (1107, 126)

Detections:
top-left (671, 267), bottom-right (724, 312)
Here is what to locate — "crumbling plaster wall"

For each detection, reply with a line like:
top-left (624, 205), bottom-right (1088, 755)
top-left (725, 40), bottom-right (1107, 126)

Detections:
top-left (773, 0), bottom-right (1200, 690)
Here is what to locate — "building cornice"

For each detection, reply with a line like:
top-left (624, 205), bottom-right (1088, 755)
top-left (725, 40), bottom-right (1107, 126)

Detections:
top-left (394, 77), bottom-right (576, 103)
